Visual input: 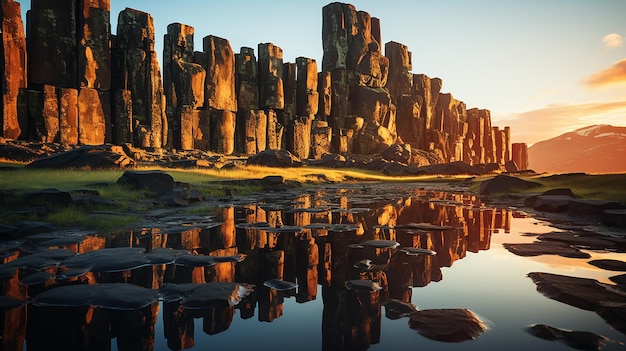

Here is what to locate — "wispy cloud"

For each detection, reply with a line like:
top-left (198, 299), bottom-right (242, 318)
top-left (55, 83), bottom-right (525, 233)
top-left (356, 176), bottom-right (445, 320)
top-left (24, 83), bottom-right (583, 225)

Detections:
top-left (583, 58), bottom-right (626, 88)
top-left (494, 101), bottom-right (626, 145)
top-left (603, 33), bottom-right (624, 49)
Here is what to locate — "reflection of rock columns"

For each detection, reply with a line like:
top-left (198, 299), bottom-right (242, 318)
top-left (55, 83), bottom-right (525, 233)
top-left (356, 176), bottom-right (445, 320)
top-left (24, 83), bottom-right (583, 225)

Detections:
top-left (296, 238), bottom-right (319, 303)
top-left (0, 267), bottom-right (26, 351)
top-left (321, 286), bottom-right (381, 350)
top-left (163, 302), bottom-right (195, 350)
top-left (258, 250), bottom-right (285, 322)
top-left (112, 302), bottom-right (159, 351)
top-left (202, 306), bottom-right (235, 335)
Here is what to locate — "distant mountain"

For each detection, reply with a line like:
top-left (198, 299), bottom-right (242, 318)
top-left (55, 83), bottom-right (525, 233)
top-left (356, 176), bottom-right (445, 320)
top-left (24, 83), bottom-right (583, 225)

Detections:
top-left (528, 124), bottom-right (626, 174)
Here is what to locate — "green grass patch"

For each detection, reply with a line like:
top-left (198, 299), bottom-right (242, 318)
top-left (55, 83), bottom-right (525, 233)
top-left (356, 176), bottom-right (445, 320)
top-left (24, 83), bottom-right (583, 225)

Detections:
top-left (46, 206), bottom-right (141, 230)
top-left (470, 173), bottom-right (626, 205)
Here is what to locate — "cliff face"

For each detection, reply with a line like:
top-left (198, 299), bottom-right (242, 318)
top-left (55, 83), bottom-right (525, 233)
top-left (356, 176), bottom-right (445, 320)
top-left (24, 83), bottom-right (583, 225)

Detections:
top-left (529, 125), bottom-right (626, 173)
top-left (0, 1), bottom-right (526, 167)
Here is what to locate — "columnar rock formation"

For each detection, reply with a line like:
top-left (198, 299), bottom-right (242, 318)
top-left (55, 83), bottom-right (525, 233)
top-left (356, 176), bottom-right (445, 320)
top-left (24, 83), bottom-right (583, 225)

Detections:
top-left (0, 1), bottom-right (529, 169)
top-left (511, 143), bottom-right (529, 170)
top-left (114, 8), bottom-right (166, 148)
top-left (0, 0), bottom-right (26, 139)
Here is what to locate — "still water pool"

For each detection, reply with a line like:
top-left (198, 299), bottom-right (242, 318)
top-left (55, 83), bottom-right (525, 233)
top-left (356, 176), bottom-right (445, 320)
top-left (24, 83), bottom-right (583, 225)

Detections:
top-left (1, 182), bottom-right (625, 350)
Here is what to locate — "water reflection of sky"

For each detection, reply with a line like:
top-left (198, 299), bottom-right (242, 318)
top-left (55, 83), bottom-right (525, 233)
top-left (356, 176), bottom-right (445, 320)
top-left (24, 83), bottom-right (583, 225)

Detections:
top-left (3, 183), bottom-right (626, 350)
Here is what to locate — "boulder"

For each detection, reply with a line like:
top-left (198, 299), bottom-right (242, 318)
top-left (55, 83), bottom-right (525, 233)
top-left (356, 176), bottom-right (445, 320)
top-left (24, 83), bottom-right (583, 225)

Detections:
top-left (532, 195), bottom-right (573, 213)
top-left (381, 161), bottom-right (409, 176)
top-left (408, 309), bottom-right (487, 342)
top-left (26, 145), bottom-right (134, 169)
top-left (381, 144), bottom-right (411, 164)
top-left (479, 174), bottom-right (541, 195)
top-left (246, 149), bottom-right (302, 168)
top-left (542, 188), bottom-right (577, 197)
top-left (306, 153), bottom-right (347, 168)
top-left (117, 170), bottom-right (174, 193)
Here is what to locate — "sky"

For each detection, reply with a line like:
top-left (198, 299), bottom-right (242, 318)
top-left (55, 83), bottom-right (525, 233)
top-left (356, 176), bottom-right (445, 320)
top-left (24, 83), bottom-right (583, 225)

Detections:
top-left (21, 0), bottom-right (626, 145)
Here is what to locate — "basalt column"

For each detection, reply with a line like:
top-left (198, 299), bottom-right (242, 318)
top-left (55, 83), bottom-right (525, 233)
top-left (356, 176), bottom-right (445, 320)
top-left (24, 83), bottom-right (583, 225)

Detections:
top-left (163, 23), bottom-right (206, 150)
top-left (511, 143), bottom-right (529, 170)
top-left (235, 47), bottom-right (266, 155)
top-left (26, 0), bottom-right (111, 145)
top-left (115, 8), bottom-right (166, 148)
top-left (480, 109), bottom-right (495, 164)
top-left (432, 93), bottom-right (467, 162)
top-left (258, 43), bottom-right (285, 150)
top-left (287, 57), bottom-right (318, 159)
top-left (0, 0), bottom-right (27, 139)
top-left (322, 3), bottom-right (393, 155)
top-left (196, 35), bottom-right (236, 154)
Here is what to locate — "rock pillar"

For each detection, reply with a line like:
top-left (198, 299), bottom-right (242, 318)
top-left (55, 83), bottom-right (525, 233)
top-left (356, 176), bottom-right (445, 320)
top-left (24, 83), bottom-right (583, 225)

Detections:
top-left (163, 23), bottom-right (205, 150)
top-left (511, 143), bottom-right (529, 170)
top-left (0, 0), bottom-right (27, 139)
top-left (115, 8), bottom-right (166, 148)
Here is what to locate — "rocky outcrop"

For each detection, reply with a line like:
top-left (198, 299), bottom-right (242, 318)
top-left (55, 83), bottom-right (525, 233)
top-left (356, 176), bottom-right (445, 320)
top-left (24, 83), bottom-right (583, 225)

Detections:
top-left (0, 0), bottom-right (27, 139)
top-left (0, 1), bottom-right (523, 173)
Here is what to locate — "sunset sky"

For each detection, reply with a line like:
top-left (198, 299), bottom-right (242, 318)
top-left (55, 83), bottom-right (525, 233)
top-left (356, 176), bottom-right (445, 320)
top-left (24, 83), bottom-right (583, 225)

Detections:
top-left (23, 0), bottom-right (626, 145)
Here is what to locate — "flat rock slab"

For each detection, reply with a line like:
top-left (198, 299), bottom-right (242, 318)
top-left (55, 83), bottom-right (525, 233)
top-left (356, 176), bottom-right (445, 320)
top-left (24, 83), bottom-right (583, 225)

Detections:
top-left (588, 259), bottom-right (626, 272)
top-left (526, 324), bottom-right (607, 350)
top-left (408, 308), bottom-right (487, 342)
top-left (538, 232), bottom-right (625, 252)
top-left (528, 272), bottom-right (626, 333)
top-left (503, 241), bottom-right (591, 258)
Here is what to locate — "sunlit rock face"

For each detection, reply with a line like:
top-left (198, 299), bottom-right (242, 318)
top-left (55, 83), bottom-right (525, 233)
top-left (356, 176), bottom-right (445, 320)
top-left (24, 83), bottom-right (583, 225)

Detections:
top-left (3, 0), bottom-right (518, 167)
top-left (0, 0), bottom-right (27, 139)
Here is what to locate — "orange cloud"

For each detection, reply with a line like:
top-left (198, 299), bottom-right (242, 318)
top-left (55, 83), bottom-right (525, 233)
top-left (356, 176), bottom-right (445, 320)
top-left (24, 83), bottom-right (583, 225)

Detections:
top-left (494, 101), bottom-right (626, 145)
top-left (584, 58), bottom-right (626, 88)
top-left (603, 33), bottom-right (624, 49)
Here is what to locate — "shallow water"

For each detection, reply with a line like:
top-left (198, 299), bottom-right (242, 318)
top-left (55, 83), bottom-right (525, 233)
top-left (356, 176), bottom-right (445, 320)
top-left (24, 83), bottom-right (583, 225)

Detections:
top-left (1, 182), bottom-right (625, 351)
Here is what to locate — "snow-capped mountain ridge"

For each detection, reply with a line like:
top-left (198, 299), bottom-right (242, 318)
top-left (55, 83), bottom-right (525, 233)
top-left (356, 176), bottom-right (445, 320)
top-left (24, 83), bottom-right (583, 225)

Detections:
top-left (528, 124), bottom-right (626, 173)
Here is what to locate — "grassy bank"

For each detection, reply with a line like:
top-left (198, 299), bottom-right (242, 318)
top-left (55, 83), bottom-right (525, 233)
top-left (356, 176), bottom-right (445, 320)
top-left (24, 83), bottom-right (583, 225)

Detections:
top-left (470, 173), bottom-right (626, 205)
